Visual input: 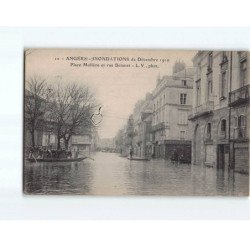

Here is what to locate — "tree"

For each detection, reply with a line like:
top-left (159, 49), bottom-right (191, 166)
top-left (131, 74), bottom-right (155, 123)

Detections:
top-left (49, 83), bottom-right (97, 150)
top-left (25, 76), bottom-right (52, 147)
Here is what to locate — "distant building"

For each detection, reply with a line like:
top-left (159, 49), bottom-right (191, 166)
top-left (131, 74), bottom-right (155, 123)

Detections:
top-left (189, 51), bottom-right (249, 174)
top-left (131, 93), bottom-right (153, 157)
top-left (151, 62), bottom-right (194, 160)
top-left (98, 138), bottom-right (116, 151)
top-left (70, 134), bottom-right (92, 156)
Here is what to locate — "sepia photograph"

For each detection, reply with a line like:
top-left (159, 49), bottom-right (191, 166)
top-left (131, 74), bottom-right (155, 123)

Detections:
top-left (23, 49), bottom-right (249, 196)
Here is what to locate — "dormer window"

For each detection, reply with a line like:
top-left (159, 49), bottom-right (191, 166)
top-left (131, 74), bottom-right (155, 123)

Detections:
top-left (207, 52), bottom-right (213, 72)
top-left (240, 59), bottom-right (247, 87)
top-left (221, 51), bottom-right (228, 63)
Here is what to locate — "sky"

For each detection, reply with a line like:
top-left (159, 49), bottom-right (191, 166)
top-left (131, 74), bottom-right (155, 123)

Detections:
top-left (25, 49), bottom-right (196, 139)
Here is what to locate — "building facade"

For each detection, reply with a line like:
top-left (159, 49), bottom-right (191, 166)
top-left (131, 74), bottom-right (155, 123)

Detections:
top-left (132, 93), bottom-right (153, 157)
top-left (189, 51), bottom-right (249, 174)
top-left (151, 64), bottom-right (194, 161)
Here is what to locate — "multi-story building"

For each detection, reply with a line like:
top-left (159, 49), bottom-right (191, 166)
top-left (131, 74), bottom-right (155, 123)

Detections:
top-left (189, 51), bottom-right (249, 174)
top-left (136, 93), bottom-right (153, 157)
top-left (151, 62), bottom-right (194, 160)
top-left (131, 93), bottom-right (153, 157)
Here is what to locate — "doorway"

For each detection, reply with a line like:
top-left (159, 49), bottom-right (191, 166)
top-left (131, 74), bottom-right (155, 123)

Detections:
top-left (217, 144), bottom-right (229, 170)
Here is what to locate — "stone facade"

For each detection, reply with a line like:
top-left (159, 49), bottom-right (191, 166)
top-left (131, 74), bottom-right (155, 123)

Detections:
top-left (189, 51), bottom-right (249, 174)
top-left (151, 63), bottom-right (194, 161)
top-left (131, 93), bottom-right (153, 157)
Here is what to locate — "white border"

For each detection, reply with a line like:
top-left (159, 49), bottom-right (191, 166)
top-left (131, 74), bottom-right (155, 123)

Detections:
top-left (0, 27), bottom-right (249, 220)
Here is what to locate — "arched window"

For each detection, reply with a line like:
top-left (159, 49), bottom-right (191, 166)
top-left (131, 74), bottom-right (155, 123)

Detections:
top-left (234, 116), bottom-right (238, 127)
top-left (220, 119), bottom-right (226, 139)
top-left (221, 119), bottom-right (226, 132)
top-left (206, 122), bottom-right (212, 140)
top-left (239, 115), bottom-right (246, 128)
top-left (238, 115), bottom-right (246, 138)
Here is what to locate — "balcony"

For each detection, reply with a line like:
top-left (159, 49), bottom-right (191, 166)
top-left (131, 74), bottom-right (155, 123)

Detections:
top-left (229, 84), bottom-right (249, 107)
top-left (151, 122), bottom-right (165, 132)
top-left (188, 101), bottom-right (214, 120)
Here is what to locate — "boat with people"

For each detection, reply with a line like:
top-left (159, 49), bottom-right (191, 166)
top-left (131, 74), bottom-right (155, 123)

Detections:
top-left (25, 146), bottom-right (89, 163)
top-left (27, 156), bottom-right (87, 163)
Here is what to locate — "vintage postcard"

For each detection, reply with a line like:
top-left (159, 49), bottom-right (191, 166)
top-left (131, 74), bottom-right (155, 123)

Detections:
top-left (23, 49), bottom-right (249, 195)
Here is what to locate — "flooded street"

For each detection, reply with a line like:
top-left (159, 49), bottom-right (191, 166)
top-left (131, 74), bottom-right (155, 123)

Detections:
top-left (24, 152), bottom-right (249, 196)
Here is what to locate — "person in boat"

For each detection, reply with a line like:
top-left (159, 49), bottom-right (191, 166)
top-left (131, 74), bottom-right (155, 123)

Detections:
top-left (67, 150), bottom-right (72, 159)
top-left (47, 146), bottom-right (53, 158)
top-left (28, 146), bottom-right (34, 159)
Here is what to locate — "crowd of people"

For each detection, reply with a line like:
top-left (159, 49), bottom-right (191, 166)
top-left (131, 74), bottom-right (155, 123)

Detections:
top-left (26, 146), bottom-right (79, 160)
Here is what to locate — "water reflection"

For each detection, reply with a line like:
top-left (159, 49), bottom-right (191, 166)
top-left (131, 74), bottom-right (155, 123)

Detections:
top-left (24, 161), bottom-right (94, 194)
top-left (24, 152), bottom-right (249, 195)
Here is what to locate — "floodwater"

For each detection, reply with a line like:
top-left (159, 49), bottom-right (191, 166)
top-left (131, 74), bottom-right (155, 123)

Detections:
top-left (24, 152), bottom-right (249, 196)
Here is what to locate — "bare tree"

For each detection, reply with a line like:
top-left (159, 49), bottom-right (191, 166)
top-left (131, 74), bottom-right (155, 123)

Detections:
top-left (25, 76), bottom-right (52, 147)
top-left (49, 83), bottom-right (97, 150)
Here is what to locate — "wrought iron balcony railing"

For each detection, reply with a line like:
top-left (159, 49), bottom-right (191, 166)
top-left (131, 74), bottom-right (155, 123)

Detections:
top-left (188, 101), bottom-right (214, 120)
top-left (229, 84), bottom-right (249, 107)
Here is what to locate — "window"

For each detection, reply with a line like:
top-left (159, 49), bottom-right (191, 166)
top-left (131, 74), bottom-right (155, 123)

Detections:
top-left (239, 115), bottom-right (246, 128)
top-left (238, 115), bottom-right (246, 138)
top-left (220, 72), bottom-right (227, 98)
top-left (163, 95), bottom-right (165, 104)
top-left (180, 131), bottom-right (185, 140)
top-left (182, 80), bottom-right (187, 86)
top-left (233, 115), bottom-right (246, 139)
top-left (196, 80), bottom-right (201, 106)
top-left (208, 52), bottom-right (213, 71)
top-left (220, 119), bottom-right (227, 139)
top-left (178, 111), bottom-right (188, 125)
top-left (221, 119), bottom-right (226, 132)
top-left (206, 123), bottom-right (212, 139)
top-left (180, 93), bottom-right (187, 104)
top-left (234, 116), bottom-right (238, 127)
top-left (207, 79), bottom-right (213, 100)
top-left (240, 60), bottom-right (247, 86)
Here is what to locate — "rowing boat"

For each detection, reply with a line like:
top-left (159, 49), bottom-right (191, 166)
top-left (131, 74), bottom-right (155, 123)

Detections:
top-left (26, 157), bottom-right (87, 163)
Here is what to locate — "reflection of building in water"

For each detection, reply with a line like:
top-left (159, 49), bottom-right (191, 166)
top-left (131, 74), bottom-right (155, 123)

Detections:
top-left (189, 51), bottom-right (249, 174)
